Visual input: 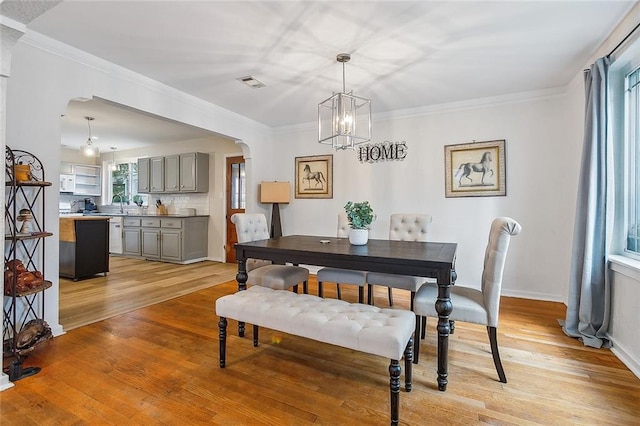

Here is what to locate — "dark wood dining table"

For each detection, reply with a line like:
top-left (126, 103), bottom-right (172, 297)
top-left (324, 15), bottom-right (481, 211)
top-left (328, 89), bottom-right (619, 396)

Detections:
top-left (234, 234), bottom-right (457, 391)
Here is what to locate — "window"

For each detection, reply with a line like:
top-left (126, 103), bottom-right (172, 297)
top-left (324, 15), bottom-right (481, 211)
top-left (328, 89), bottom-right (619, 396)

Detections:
top-left (230, 161), bottom-right (245, 209)
top-left (625, 66), bottom-right (640, 255)
top-left (110, 162), bottom-right (147, 207)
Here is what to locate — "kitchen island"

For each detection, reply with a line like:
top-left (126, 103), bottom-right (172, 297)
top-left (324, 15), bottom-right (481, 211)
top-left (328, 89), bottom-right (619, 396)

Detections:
top-left (59, 216), bottom-right (110, 280)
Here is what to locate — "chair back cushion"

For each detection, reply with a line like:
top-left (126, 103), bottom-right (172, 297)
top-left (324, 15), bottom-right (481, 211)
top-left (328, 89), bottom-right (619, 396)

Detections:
top-left (482, 217), bottom-right (522, 326)
top-left (337, 212), bottom-right (350, 238)
top-left (231, 213), bottom-right (272, 272)
top-left (231, 213), bottom-right (270, 243)
top-left (389, 214), bottom-right (432, 242)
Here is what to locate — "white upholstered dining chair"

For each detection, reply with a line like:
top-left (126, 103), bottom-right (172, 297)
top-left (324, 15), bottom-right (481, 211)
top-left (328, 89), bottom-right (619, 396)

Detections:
top-left (231, 213), bottom-right (309, 293)
top-left (317, 213), bottom-right (367, 303)
top-left (413, 217), bottom-right (521, 383)
top-left (366, 214), bottom-right (433, 309)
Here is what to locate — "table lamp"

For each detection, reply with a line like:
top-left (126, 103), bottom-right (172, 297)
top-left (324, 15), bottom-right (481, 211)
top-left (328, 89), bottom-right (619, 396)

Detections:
top-left (260, 181), bottom-right (290, 238)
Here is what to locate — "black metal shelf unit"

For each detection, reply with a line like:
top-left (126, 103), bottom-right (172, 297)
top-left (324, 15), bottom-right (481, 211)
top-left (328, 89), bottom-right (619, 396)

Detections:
top-left (3, 147), bottom-right (53, 381)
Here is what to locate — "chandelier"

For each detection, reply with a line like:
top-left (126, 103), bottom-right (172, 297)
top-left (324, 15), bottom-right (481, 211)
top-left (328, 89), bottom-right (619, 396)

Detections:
top-left (318, 53), bottom-right (371, 150)
top-left (80, 116), bottom-right (99, 157)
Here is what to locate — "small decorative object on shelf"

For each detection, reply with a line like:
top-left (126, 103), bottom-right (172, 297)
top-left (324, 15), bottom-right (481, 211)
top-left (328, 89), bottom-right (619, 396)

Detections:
top-left (344, 200), bottom-right (374, 245)
top-left (4, 146), bottom-right (53, 381)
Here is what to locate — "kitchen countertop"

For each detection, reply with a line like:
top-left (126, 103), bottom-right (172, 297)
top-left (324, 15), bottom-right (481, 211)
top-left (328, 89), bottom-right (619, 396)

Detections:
top-left (80, 213), bottom-right (210, 218)
top-left (59, 216), bottom-right (110, 242)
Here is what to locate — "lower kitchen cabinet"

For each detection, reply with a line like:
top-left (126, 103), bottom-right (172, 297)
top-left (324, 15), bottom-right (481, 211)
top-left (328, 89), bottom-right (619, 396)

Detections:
top-left (121, 216), bottom-right (207, 263)
top-left (123, 218), bottom-right (142, 256)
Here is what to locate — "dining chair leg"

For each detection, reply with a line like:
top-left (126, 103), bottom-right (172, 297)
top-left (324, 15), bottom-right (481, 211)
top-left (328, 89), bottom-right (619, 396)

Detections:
top-left (450, 320), bottom-right (455, 334)
top-left (367, 284), bottom-right (374, 305)
top-left (358, 286), bottom-right (364, 304)
top-left (487, 326), bottom-right (507, 383)
top-left (292, 284), bottom-right (299, 293)
top-left (318, 281), bottom-right (324, 297)
top-left (303, 280), bottom-right (308, 294)
top-left (421, 316), bottom-right (426, 340)
top-left (413, 315), bottom-right (421, 364)
top-left (388, 287), bottom-right (394, 306)
top-left (336, 283), bottom-right (342, 300)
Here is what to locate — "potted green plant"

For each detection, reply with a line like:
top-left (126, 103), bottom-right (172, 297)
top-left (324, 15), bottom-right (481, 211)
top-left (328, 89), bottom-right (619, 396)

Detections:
top-left (344, 201), bottom-right (374, 245)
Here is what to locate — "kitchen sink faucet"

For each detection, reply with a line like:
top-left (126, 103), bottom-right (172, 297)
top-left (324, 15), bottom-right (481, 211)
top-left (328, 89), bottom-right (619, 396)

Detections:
top-left (113, 192), bottom-right (125, 214)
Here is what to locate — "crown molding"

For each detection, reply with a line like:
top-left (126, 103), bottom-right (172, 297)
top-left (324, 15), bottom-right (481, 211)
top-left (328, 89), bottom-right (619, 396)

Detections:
top-left (274, 86), bottom-right (568, 135)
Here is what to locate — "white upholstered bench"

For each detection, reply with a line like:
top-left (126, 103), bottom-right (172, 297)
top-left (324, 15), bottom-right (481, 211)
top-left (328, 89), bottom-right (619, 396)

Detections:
top-left (216, 286), bottom-right (415, 425)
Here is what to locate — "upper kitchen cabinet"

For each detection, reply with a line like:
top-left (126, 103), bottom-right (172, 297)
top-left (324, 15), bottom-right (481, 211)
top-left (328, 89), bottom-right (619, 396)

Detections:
top-left (137, 158), bottom-right (150, 192)
top-left (149, 157), bottom-right (164, 193)
top-left (137, 156), bottom-right (165, 193)
top-left (138, 153), bottom-right (208, 194)
top-left (60, 162), bottom-right (101, 196)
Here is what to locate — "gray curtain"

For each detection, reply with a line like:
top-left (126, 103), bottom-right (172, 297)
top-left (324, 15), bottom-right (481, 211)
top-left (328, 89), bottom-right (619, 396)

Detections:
top-left (563, 57), bottom-right (612, 349)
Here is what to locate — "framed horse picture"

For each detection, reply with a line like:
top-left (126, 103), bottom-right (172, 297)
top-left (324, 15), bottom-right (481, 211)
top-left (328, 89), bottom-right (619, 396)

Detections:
top-left (295, 154), bottom-right (333, 199)
top-left (444, 139), bottom-right (506, 197)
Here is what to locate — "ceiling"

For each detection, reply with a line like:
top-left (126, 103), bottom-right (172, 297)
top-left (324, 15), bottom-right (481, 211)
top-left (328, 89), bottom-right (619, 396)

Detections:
top-left (8, 1), bottom-right (638, 150)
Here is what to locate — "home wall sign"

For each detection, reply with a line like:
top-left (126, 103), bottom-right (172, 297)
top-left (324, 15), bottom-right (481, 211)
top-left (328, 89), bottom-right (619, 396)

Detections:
top-left (357, 141), bottom-right (407, 163)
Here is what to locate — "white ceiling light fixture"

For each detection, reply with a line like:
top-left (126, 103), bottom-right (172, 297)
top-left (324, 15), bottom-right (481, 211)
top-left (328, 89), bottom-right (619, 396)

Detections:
top-left (80, 116), bottom-right (99, 157)
top-left (318, 53), bottom-right (371, 150)
top-left (109, 147), bottom-right (118, 171)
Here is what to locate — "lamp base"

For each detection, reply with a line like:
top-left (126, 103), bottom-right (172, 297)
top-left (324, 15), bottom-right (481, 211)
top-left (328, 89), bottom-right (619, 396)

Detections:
top-left (270, 203), bottom-right (282, 238)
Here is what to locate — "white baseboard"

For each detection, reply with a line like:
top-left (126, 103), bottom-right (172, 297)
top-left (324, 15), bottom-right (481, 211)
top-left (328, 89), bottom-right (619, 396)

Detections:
top-left (0, 372), bottom-right (15, 391)
top-left (609, 336), bottom-right (640, 380)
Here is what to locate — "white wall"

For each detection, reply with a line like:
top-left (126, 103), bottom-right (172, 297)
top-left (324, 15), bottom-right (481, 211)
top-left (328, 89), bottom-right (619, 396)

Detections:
top-left (5, 34), bottom-right (271, 335)
top-left (268, 92), bottom-right (575, 302)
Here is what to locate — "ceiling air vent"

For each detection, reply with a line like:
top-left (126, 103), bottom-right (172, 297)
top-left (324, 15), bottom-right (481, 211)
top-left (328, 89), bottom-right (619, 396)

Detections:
top-left (237, 75), bottom-right (265, 88)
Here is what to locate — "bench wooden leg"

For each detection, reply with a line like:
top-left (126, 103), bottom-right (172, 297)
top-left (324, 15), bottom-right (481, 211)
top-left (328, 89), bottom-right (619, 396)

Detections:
top-left (253, 325), bottom-right (259, 347)
top-left (404, 338), bottom-right (413, 392)
top-left (389, 359), bottom-right (400, 426)
top-left (218, 317), bottom-right (227, 368)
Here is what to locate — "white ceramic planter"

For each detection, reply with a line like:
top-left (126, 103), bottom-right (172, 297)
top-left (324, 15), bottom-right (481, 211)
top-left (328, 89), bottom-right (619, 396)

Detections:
top-left (349, 229), bottom-right (368, 245)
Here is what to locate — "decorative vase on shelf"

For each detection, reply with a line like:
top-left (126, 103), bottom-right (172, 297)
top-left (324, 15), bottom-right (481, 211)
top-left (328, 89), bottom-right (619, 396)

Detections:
top-left (348, 228), bottom-right (369, 245)
top-left (344, 200), bottom-right (374, 246)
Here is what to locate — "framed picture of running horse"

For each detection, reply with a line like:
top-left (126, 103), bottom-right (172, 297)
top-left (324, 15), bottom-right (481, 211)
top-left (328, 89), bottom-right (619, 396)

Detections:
top-left (444, 139), bottom-right (506, 198)
top-left (295, 154), bottom-right (333, 199)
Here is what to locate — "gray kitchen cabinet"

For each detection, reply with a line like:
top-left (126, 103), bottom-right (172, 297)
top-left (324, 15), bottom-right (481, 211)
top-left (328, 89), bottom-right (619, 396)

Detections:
top-left (164, 155), bottom-right (180, 192)
top-left (121, 216), bottom-right (206, 263)
top-left (140, 218), bottom-right (162, 259)
top-left (123, 218), bottom-right (142, 256)
top-left (137, 152), bottom-right (208, 194)
top-left (179, 152), bottom-right (208, 192)
top-left (137, 158), bottom-right (150, 193)
top-left (159, 228), bottom-right (182, 261)
top-left (141, 228), bottom-right (161, 258)
top-left (149, 157), bottom-right (164, 193)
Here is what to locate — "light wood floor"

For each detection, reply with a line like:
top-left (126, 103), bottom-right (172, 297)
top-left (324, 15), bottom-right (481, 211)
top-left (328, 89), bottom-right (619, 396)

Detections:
top-left (3, 277), bottom-right (639, 425)
top-left (59, 256), bottom-right (238, 331)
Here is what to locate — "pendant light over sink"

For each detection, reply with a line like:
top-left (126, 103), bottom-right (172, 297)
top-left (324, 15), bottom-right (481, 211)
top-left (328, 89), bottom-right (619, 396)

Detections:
top-left (80, 116), bottom-right (99, 157)
top-left (109, 147), bottom-right (118, 171)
